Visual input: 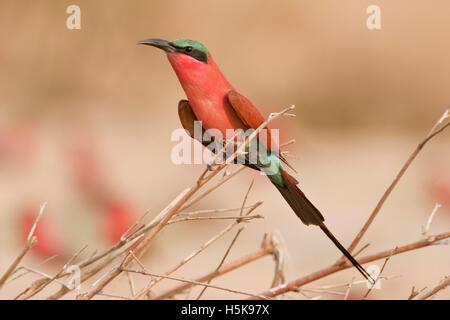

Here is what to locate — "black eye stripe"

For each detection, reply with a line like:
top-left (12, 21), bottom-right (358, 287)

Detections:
top-left (171, 44), bottom-right (208, 63)
top-left (189, 49), bottom-right (208, 63)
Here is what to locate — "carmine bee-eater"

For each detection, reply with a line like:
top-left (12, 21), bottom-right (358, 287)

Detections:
top-left (138, 38), bottom-right (373, 282)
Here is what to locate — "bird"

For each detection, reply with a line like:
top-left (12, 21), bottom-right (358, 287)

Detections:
top-left (138, 38), bottom-right (373, 283)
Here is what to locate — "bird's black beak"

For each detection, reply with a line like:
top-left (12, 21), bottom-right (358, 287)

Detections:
top-left (137, 38), bottom-right (176, 53)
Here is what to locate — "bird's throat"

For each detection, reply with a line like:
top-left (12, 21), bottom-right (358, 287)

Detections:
top-left (167, 53), bottom-right (243, 133)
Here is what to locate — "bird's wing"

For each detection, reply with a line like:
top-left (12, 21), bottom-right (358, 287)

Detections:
top-left (178, 99), bottom-right (262, 172)
top-left (178, 98), bottom-right (231, 159)
top-left (226, 90), bottom-right (297, 174)
top-left (178, 99), bottom-right (202, 141)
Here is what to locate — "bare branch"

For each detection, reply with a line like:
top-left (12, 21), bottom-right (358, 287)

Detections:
top-left (153, 233), bottom-right (276, 300)
top-left (16, 244), bottom-right (88, 300)
top-left (133, 201), bottom-right (262, 299)
top-left (252, 232), bottom-right (450, 299)
top-left (363, 247), bottom-right (397, 299)
top-left (197, 227), bottom-right (245, 299)
top-left (168, 214), bottom-right (263, 224)
top-left (412, 276), bottom-right (450, 300)
top-left (341, 109), bottom-right (450, 259)
top-left (343, 277), bottom-right (355, 300)
top-left (422, 203), bottom-right (441, 239)
top-left (121, 268), bottom-right (271, 300)
top-left (0, 202), bottom-right (47, 289)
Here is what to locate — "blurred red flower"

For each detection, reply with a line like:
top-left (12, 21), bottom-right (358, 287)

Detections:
top-left (18, 206), bottom-right (68, 261)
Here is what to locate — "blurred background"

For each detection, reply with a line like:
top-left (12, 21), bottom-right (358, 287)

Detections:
top-left (0, 0), bottom-right (449, 299)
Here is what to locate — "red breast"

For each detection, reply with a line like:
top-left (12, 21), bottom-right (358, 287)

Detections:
top-left (167, 52), bottom-right (245, 134)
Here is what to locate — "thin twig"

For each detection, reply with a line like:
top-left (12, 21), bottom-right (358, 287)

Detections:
top-left (341, 109), bottom-right (450, 260)
top-left (300, 288), bottom-right (345, 296)
top-left (239, 180), bottom-right (254, 217)
top-left (422, 203), bottom-right (441, 239)
top-left (96, 292), bottom-right (133, 300)
top-left (197, 227), bottom-right (246, 299)
top-left (26, 202), bottom-right (47, 241)
top-left (153, 233), bottom-right (276, 300)
top-left (67, 164), bottom-right (227, 288)
top-left (176, 205), bottom-right (257, 217)
top-left (168, 214), bottom-right (263, 224)
top-left (126, 271), bottom-right (136, 298)
top-left (363, 247), bottom-right (397, 299)
top-left (412, 276), bottom-right (450, 300)
top-left (76, 104), bottom-right (295, 300)
top-left (279, 139), bottom-right (296, 148)
top-left (133, 201), bottom-right (263, 299)
top-left (121, 268), bottom-right (271, 300)
top-left (223, 105), bottom-right (296, 167)
top-left (252, 232), bottom-right (450, 299)
top-left (270, 232), bottom-right (287, 288)
top-left (352, 243), bottom-right (371, 258)
top-left (180, 166), bottom-right (246, 211)
top-left (9, 255), bottom-right (59, 282)
top-left (77, 186), bottom-right (209, 299)
top-left (16, 244), bottom-right (88, 300)
top-left (47, 238), bottom-right (138, 299)
top-left (310, 274), bottom-right (401, 291)
top-left (0, 202), bottom-right (47, 289)
top-left (344, 277), bottom-right (355, 300)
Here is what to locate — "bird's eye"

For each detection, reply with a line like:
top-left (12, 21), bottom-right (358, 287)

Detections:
top-left (185, 46), bottom-right (193, 53)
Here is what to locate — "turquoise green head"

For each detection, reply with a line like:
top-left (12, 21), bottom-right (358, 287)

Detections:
top-left (138, 38), bottom-right (209, 63)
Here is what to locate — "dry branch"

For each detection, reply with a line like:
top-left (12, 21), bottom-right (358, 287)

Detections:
top-left (197, 227), bottom-right (245, 299)
top-left (412, 276), bottom-right (450, 300)
top-left (362, 247), bottom-right (397, 299)
top-left (153, 233), bottom-right (276, 300)
top-left (132, 201), bottom-right (262, 299)
top-left (74, 104), bottom-right (295, 300)
top-left (0, 202), bottom-right (46, 290)
top-left (121, 268), bottom-right (271, 300)
top-left (16, 244), bottom-right (88, 300)
top-left (341, 109), bottom-right (450, 258)
top-left (252, 232), bottom-right (450, 299)
top-left (5, 106), bottom-right (448, 301)
top-left (422, 203), bottom-right (441, 239)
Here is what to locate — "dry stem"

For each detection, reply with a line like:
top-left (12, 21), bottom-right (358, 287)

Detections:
top-left (412, 276), bottom-right (450, 300)
top-left (341, 109), bottom-right (450, 258)
top-left (153, 233), bottom-right (276, 300)
top-left (0, 202), bottom-right (46, 289)
top-left (252, 232), bottom-right (450, 299)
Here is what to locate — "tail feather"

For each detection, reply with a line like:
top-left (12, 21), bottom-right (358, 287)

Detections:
top-left (272, 169), bottom-right (324, 226)
top-left (319, 223), bottom-right (374, 283)
top-left (272, 169), bottom-right (374, 283)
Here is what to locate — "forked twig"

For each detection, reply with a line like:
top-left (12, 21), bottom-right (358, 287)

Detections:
top-left (16, 244), bottom-right (88, 300)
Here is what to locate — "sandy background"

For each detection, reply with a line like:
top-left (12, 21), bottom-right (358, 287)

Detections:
top-left (0, 1), bottom-right (449, 299)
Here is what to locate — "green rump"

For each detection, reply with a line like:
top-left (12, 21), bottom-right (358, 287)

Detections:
top-left (244, 142), bottom-right (285, 187)
top-left (259, 153), bottom-right (285, 187)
